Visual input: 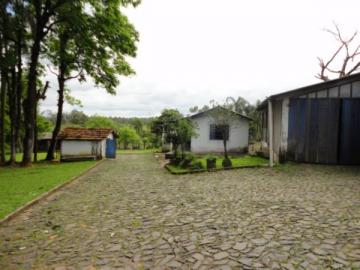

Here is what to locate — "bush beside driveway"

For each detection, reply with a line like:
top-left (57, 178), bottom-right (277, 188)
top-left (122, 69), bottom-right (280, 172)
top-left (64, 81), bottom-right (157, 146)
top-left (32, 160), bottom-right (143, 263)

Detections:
top-left (0, 155), bottom-right (359, 269)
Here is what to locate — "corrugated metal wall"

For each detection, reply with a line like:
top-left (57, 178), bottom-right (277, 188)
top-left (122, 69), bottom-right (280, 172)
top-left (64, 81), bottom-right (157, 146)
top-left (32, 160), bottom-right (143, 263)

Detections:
top-left (287, 98), bottom-right (360, 164)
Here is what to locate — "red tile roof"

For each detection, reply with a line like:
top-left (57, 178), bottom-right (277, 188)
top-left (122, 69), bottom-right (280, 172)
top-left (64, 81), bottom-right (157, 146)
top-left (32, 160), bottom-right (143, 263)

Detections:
top-left (58, 128), bottom-right (116, 141)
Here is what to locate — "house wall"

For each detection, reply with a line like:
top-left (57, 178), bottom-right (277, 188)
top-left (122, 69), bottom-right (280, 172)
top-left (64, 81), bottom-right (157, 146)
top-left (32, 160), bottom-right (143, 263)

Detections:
top-left (272, 100), bottom-right (282, 162)
top-left (190, 115), bottom-right (249, 153)
top-left (61, 140), bottom-right (103, 158)
top-left (280, 98), bottom-right (289, 154)
top-left (259, 98), bottom-right (291, 162)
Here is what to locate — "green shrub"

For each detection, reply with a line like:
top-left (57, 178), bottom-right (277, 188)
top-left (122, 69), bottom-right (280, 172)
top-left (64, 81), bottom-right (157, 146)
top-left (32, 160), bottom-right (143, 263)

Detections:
top-left (190, 160), bottom-right (204, 171)
top-left (169, 157), bottom-right (182, 166)
top-left (206, 157), bottom-right (217, 170)
top-left (222, 158), bottom-right (232, 169)
top-left (184, 152), bottom-right (196, 160)
top-left (179, 152), bottom-right (196, 168)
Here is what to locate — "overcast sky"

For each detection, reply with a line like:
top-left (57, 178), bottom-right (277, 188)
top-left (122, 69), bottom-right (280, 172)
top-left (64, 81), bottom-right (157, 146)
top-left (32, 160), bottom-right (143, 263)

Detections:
top-left (40, 0), bottom-right (360, 117)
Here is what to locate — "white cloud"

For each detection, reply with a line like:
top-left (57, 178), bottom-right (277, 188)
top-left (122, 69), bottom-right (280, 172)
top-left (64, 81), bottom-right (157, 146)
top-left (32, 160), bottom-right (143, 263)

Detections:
top-left (40, 0), bottom-right (360, 117)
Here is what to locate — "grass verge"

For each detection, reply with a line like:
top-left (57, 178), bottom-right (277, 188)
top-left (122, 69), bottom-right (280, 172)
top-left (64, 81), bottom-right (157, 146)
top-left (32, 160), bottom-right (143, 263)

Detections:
top-left (0, 160), bottom-right (97, 219)
top-left (117, 148), bottom-right (159, 154)
top-left (5, 152), bottom-right (51, 163)
top-left (166, 155), bottom-right (268, 174)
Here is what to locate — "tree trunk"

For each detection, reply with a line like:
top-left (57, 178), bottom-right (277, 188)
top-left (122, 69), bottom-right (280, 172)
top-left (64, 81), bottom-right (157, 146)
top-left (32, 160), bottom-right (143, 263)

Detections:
top-left (173, 143), bottom-right (178, 157)
top-left (180, 143), bottom-right (185, 159)
top-left (0, 68), bottom-right (6, 164)
top-left (46, 63), bottom-right (66, 160)
top-left (8, 68), bottom-right (17, 164)
top-left (33, 105), bottom-right (38, 162)
top-left (22, 25), bottom-right (43, 166)
top-left (46, 86), bottom-right (65, 160)
top-left (0, 0), bottom-right (6, 164)
top-left (15, 4), bottom-right (23, 157)
top-left (22, 0), bottom-right (57, 165)
top-left (46, 31), bottom-right (71, 161)
top-left (223, 139), bottom-right (228, 159)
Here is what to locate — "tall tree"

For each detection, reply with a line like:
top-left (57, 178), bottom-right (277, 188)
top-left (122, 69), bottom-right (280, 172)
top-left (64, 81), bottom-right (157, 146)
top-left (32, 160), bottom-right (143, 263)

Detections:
top-left (45, 0), bottom-right (139, 160)
top-left (14, 0), bottom-right (26, 161)
top-left (317, 23), bottom-right (360, 81)
top-left (33, 80), bottom-right (49, 162)
top-left (5, 0), bottom-right (27, 164)
top-left (22, 0), bottom-right (71, 165)
top-left (0, 1), bottom-right (10, 163)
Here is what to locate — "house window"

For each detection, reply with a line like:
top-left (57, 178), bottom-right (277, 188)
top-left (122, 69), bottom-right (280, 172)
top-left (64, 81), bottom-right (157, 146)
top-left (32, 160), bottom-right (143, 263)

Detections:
top-left (210, 124), bottom-right (229, 140)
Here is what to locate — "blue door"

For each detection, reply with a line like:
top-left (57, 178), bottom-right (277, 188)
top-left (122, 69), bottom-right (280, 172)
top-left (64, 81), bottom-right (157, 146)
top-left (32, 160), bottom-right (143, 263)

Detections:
top-left (106, 139), bottom-right (116, 158)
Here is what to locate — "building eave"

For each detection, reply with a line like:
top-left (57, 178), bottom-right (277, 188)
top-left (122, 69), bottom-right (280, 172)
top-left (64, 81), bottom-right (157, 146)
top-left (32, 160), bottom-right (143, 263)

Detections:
top-left (257, 72), bottom-right (360, 111)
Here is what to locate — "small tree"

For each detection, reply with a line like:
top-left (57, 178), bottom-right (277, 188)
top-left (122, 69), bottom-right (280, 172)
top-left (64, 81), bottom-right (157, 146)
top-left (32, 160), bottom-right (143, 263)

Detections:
top-left (207, 105), bottom-right (239, 163)
top-left (141, 127), bottom-right (153, 149)
top-left (151, 109), bottom-right (183, 154)
top-left (176, 118), bottom-right (197, 159)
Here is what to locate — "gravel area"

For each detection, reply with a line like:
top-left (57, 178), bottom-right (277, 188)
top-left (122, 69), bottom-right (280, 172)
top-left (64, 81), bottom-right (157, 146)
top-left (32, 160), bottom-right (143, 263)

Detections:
top-left (0, 154), bottom-right (359, 269)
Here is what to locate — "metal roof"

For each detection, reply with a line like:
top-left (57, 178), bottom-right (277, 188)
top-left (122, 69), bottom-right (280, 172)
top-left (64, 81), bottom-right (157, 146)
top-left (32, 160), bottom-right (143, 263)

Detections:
top-left (189, 105), bottom-right (252, 121)
top-left (258, 72), bottom-right (360, 110)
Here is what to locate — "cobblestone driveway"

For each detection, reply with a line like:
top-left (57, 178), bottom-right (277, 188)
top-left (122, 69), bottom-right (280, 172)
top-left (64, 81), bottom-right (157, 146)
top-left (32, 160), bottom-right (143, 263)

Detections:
top-left (0, 154), bottom-right (360, 269)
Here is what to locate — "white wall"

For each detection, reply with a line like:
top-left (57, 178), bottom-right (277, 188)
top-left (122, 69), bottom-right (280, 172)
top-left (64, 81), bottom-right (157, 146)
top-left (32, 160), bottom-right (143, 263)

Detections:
top-left (190, 115), bottom-right (249, 153)
top-left (280, 98), bottom-right (289, 154)
top-left (61, 140), bottom-right (103, 158)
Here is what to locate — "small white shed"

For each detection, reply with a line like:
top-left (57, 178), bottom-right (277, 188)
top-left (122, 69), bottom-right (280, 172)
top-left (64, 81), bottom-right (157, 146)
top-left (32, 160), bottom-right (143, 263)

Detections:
top-left (189, 106), bottom-right (251, 154)
top-left (58, 128), bottom-right (117, 160)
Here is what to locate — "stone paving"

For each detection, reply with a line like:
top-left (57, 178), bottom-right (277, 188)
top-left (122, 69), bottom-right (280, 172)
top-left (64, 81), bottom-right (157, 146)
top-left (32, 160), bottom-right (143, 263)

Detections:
top-left (0, 154), bottom-right (360, 269)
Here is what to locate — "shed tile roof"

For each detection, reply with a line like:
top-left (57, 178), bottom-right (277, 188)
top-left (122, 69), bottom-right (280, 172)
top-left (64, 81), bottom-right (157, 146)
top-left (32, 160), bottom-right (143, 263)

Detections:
top-left (58, 128), bottom-right (116, 140)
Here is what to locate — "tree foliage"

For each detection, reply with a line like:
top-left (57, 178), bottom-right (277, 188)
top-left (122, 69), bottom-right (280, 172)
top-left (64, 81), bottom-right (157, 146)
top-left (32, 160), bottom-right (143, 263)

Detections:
top-left (317, 23), bottom-right (360, 81)
top-left (152, 109), bottom-right (196, 156)
top-left (176, 118), bottom-right (197, 158)
top-left (118, 125), bottom-right (141, 149)
top-left (0, 0), bottom-right (141, 165)
top-left (85, 116), bottom-right (118, 130)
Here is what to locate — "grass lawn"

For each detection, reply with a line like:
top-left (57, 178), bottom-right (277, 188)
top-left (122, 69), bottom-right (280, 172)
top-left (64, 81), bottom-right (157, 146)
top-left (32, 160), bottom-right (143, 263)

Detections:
top-left (0, 160), bottom-right (97, 219)
top-left (198, 155), bottom-right (269, 169)
top-left (167, 155), bottom-right (268, 174)
top-left (117, 148), bottom-right (159, 154)
top-left (5, 152), bottom-right (56, 163)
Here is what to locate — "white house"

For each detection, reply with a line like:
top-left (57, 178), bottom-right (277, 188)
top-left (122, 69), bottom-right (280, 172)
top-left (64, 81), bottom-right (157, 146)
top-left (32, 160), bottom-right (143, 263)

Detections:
top-left (58, 128), bottom-right (117, 160)
top-left (189, 106), bottom-right (251, 154)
